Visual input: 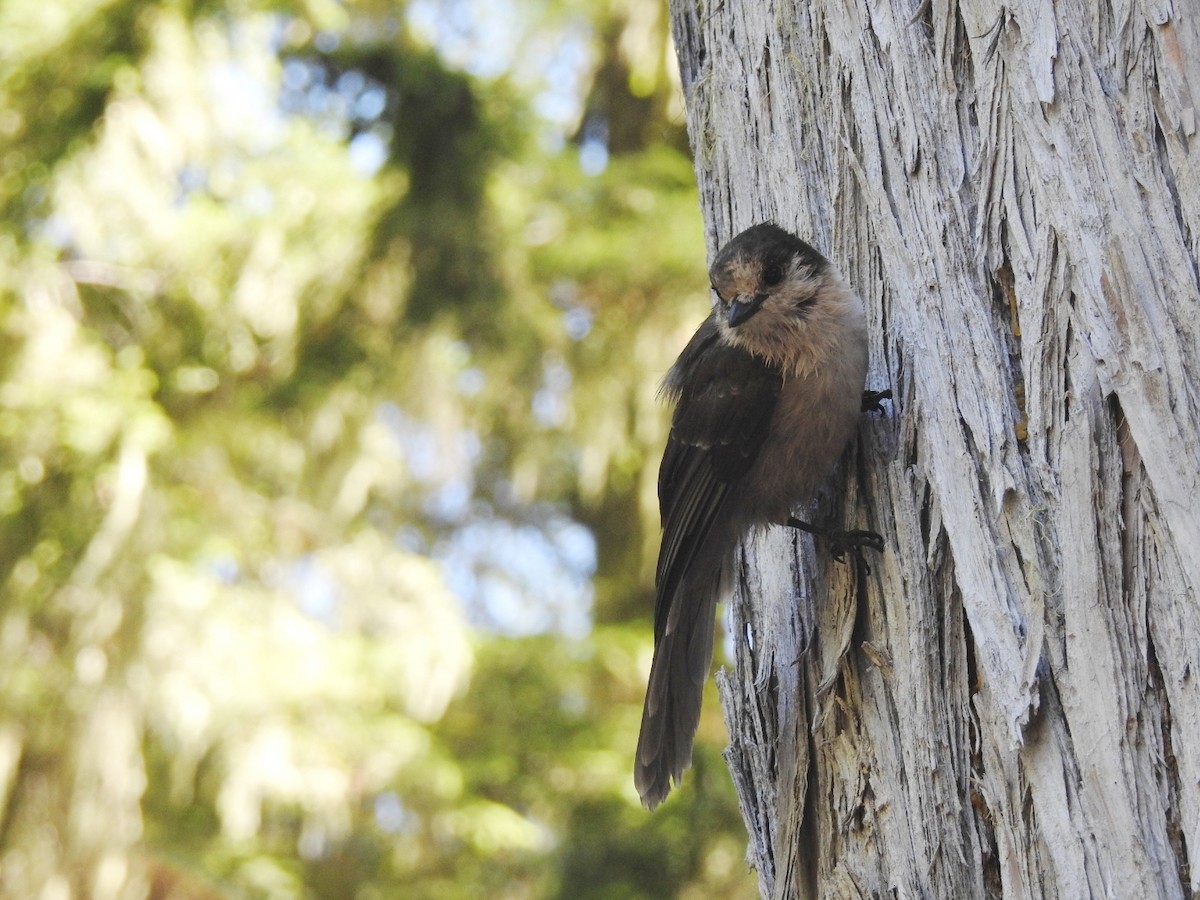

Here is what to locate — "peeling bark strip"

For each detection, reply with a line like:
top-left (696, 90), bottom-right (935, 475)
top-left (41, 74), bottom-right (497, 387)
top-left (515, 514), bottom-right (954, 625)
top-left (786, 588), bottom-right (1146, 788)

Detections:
top-left (668, 0), bottom-right (1200, 897)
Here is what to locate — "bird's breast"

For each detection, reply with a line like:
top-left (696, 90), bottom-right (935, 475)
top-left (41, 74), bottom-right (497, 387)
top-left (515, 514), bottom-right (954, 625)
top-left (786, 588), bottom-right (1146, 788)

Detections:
top-left (735, 352), bottom-right (866, 526)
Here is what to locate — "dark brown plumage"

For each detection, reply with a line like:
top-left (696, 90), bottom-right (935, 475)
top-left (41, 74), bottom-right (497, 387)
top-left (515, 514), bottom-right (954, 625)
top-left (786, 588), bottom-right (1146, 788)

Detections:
top-left (635, 223), bottom-right (875, 809)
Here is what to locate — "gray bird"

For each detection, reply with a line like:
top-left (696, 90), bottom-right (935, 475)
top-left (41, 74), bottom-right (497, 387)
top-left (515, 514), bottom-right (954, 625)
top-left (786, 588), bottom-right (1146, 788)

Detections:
top-left (634, 222), bottom-right (885, 809)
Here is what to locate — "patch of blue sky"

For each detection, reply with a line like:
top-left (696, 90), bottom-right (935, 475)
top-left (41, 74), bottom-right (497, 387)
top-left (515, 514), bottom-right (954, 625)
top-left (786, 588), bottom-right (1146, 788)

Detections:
top-left (532, 355), bottom-right (572, 427)
top-left (407, 0), bottom-right (521, 79)
top-left (376, 403), bottom-right (595, 637)
top-left (289, 554), bottom-right (342, 624)
top-left (408, 0), bottom-right (591, 135)
top-left (435, 515), bottom-right (595, 638)
top-left (349, 130), bottom-right (390, 177)
top-left (373, 791), bottom-right (418, 834)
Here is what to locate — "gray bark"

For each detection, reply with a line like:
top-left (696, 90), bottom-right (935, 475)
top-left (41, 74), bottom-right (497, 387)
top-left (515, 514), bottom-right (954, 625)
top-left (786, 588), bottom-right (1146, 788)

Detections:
top-left (668, 1), bottom-right (1200, 897)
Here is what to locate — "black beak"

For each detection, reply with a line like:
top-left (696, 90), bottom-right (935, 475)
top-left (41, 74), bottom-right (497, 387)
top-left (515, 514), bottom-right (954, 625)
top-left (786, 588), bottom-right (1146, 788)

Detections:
top-left (728, 293), bottom-right (768, 328)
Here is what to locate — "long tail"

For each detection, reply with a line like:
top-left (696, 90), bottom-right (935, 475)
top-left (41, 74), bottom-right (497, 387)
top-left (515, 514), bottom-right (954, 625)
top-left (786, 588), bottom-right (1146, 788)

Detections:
top-left (633, 573), bottom-right (723, 809)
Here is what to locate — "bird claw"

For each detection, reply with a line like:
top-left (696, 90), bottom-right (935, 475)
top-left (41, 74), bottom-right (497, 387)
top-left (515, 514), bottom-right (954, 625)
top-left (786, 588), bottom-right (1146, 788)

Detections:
top-left (861, 389), bottom-right (892, 415)
top-left (786, 518), bottom-right (885, 572)
top-left (827, 529), bottom-right (885, 566)
top-left (830, 528), bottom-right (888, 578)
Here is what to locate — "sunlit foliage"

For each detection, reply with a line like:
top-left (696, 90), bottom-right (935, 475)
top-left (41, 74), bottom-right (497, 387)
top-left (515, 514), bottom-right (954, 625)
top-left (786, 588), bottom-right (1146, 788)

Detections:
top-left (0, 0), bottom-right (753, 896)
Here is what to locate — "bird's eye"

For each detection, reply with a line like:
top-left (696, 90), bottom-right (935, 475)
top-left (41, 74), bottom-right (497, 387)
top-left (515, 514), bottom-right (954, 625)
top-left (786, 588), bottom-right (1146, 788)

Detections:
top-left (761, 264), bottom-right (784, 287)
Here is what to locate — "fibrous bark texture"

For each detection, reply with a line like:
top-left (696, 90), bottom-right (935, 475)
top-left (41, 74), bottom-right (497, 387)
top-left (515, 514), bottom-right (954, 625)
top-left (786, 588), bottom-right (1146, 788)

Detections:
top-left (668, 1), bottom-right (1200, 897)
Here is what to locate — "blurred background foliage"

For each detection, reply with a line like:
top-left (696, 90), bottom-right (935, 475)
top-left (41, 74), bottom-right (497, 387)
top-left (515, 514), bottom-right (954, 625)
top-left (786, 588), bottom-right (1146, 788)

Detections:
top-left (0, 0), bottom-right (755, 896)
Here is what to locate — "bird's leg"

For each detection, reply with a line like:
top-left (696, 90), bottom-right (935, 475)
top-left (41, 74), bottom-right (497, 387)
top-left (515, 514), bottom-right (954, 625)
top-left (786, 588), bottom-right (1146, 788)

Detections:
top-left (786, 516), bottom-right (885, 569)
top-left (861, 389), bottom-right (892, 414)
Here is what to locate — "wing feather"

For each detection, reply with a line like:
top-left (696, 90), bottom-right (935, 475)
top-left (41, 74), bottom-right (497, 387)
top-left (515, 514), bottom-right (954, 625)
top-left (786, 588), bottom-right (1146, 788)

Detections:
top-left (636, 317), bottom-right (782, 806)
top-left (652, 317), bottom-right (781, 639)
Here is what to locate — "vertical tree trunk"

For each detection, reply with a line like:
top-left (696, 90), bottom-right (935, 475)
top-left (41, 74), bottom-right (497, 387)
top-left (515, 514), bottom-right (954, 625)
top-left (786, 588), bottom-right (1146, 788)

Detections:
top-left (668, 1), bottom-right (1200, 896)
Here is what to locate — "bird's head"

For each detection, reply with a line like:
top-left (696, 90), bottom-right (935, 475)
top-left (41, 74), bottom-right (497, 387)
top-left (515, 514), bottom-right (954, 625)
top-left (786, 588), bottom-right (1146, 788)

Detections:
top-left (708, 223), bottom-right (860, 373)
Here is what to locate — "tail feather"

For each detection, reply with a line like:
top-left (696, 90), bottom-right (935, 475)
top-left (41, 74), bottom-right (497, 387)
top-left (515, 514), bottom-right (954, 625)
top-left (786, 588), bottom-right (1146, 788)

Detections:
top-left (634, 582), bottom-right (719, 809)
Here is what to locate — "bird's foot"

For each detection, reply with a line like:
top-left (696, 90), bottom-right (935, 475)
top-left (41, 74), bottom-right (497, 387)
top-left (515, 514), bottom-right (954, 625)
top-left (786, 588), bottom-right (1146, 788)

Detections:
top-left (861, 389), bottom-right (892, 415)
top-left (825, 528), bottom-right (885, 564)
top-left (786, 518), bottom-right (885, 572)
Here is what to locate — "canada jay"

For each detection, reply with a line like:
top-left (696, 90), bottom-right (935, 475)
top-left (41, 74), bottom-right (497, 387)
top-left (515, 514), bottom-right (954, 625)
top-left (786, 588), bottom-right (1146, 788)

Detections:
top-left (634, 222), bottom-right (885, 809)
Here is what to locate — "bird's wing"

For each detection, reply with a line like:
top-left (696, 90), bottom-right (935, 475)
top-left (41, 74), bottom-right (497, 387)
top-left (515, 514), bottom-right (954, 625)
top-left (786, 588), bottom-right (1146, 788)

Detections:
top-left (635, 319), bottom-right (782, 807)
top-left (653, 318), bottom-right (781, 642)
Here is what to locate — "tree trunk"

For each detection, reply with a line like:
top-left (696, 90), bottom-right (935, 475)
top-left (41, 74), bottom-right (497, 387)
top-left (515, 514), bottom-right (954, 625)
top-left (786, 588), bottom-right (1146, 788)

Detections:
top-left (667, 1), bottom-right (1200, 896)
